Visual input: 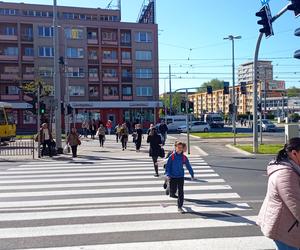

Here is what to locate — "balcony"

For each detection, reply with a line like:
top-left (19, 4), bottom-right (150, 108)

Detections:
top-left (0, 55), bottom-right (18, 61)
top-left (88, 77), bottom-right (100, 82)
top-left (21, 35), bottom-right (33, 42)
top-left (103, 95), bottom-right (119, 101)
top-left (0, 94), bottom-right (20, 101)
top-left (22, 56), bottom-right (34, 61)
top-left (88, 39), bottom-right (98, 45)
top-left (120, 41), bottom-right (131, 47)
top-left (102, 58), bottom-right (118, 64)
top-left (121, 59), bottom-right (132, 65)
top-left (0, 35), bottom-right (18, 41)
top-left (102, 76), bottom-right (118, 82)
top-left (122, 95), bottom-right (133, 101)
top-left (23, 74), bottom-right (34, 81)
top-left (88, 59), bottom-right (99, 65)
top-left (1, 74), bottom-right (19, 81)
top-left (102, 40), bottom-right (118, 46)
top-left (121, 76), bottom-right (133, 83)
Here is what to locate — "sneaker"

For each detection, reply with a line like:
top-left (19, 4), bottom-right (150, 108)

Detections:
top-left (165, 188), bottom-right (170, 196)
top-left (170, 195), bottom-right (178, 199)
top-left (178, 207), bottom-right (184, 214)
top-left (154, 173), bottom-right (159, 177)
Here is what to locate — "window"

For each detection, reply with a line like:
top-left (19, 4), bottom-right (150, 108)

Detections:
top-left (104, 86), bottom-right (119, 96)
top-left (88, 50), bottom-right (98, 60)
top-left (6, 86), bottom-right (19, 95)
top-left (23, 111), bottom-right (36, 125)
top-left (38, 47), bottom-right (54, 57)
top-left (122, 69), bottom-right (132, 78)
top-left (0, 9), bottom-right (18, 16)
top-left (38, 26), bottom-right (53, 37)
top-left (4, 47), bottom-right (18, 56)
top-left (122, 86), bottom-right (132, 96)
top-left (69, 86), bottom-right (85, 96)
top-left (89, 86), bottom-right (99, 97)
top-left (4, 66), bottom-right (19, 73)
top-left (136, 87), bottom-right (153, 97)
top-left (25, 67), bottom-right (34, 74)
top-left (121, 51), bottom-right (131, 60)
top-left (67, 48), bottom-right (84, 58)
top-left (103, 68), bottom-right (117, 78)
top-left (89, 68), bottom-right (99, 78)
top-left (24, 47), bottom-right (34, 56)
top-left (65, 28), bottom-right (84, 40)
top-left (121, 31), bottom-right (131, 44)
top-left (136, 68), bottom-right (153, 79)
top-left (103, 50), bottom-right (117, 60)
top-left (39, 67), bottom-right (53, 77)
top-left (67, 67), bottom-right (85, 78)
top-left (102, 31), bottom-right (117, 41)
top-left (135, 32), bottom-right (152, 43)
top-left (135, 50), bottom-right (152, 61)
top-left (4, 26), bottom-right (16, 36)
top-left (87, 31), bottom-right (97, 40)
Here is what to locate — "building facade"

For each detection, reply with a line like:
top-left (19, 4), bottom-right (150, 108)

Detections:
top-left (0, 1), bottom-right (159, 131)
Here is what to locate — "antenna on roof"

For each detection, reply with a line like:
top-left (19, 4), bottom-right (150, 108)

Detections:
top-left (106, 0), bottom-right (113, 9)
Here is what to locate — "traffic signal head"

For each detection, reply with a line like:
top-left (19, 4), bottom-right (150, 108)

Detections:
top-left (223, 82), bottom-right (230, 95)
top-left (188, 101), bottom-right (194, 114)
top-left (288, 0), bottom-right (300, 17)
top-left (207, 86), bottom-right (213, 95)
top-left (240, 82), bottom-right (247, 95)
top-left (181, 102), bottom-right (186, 113)
top-left (294, 28), bottom-right (300, 59)
top-left (258, 103), bottom-right (262, 113)
top-left (39, 102), bottom-right (46, 115)
top-left (256, 4), bottom-right (274, 38)
top-left (67, 104), bottom-right (73, 115)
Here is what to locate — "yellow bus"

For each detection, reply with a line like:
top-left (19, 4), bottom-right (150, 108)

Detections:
top-left (0, 102), bottom-right (16, 142)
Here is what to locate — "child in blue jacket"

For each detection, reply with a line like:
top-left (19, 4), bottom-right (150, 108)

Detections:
top-left (165, 141), bottom-right (194, 213)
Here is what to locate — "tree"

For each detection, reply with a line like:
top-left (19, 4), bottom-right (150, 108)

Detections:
top-left (160, 92), bottom-right (182, 115)
top-left (287, 87), bottom-right (300, 97)
top-left (197, 78), bottom-right (224, 92)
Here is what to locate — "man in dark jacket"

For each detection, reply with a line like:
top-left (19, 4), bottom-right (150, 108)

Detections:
top-left (158, 120), bottom-right (168, 146)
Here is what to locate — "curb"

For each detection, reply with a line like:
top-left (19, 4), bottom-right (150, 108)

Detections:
top-left (226, 144), bottom-right (254, 156)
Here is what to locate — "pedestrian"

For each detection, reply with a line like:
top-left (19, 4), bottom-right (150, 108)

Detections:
top-left (147, 127), bottom-right (163, 177)
top-left (115, 124), bottom-right (122, 143)
top-left (165, 141), bottom-right (194, 213)
top-left (147, 124), bottom-right (154, 135)
top-left (135, 124), bottom-right (143, 152)
top-left (158, 120), bottom-right (168, 146)
top-left (81, 120), bottom-right (89, 138)
top-left (106, 120), bottom-right (112, 136)
top-left (40, 123), bottom-right (53, 157)
top-left (97, 124), bottom-right (106, 147)
top-left (120, 123), bottom-right (129, 151)
top-left (67, 127), bottom-right (80, 158)
top-left (257, 137), bottom-right (300, 250)
top-left (90, 119), bottom-right (97, 139)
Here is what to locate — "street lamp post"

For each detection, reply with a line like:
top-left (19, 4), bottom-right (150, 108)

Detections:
top-left (224, 35), bottom-right (241, 146)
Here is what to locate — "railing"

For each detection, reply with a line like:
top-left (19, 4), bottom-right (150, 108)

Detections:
top-left (0, 35), bottom-right (18, 41)
top-left (21, 35), bottom-right (33, 41)
top-left (0, 138), bottom-right (35, 159)
top-left (88, 59), bottom-right (99, 65)
top-left (121, 76), bottom-right (133, 83)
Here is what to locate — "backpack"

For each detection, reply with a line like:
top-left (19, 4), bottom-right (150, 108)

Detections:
top-left (171, 153), bottom-right (187, 164)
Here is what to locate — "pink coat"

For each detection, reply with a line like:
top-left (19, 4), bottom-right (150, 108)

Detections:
top-left (257, 161), bottom-right (300, 248)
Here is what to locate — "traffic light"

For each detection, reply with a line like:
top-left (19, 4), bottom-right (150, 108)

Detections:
top-left (294, 28), bottom-right (300, 59)
top-left (181, 102), bottom-right (186, 113)
top-left (223, 82), bottom-right (230, 95)
top-left (67, 104), bottom-right (73, 115)
top-left (61, 103), bottom-right (65, 115)
top-left (188, 101), bottom-right (194, 114)
top-left (288, 0), bottom-right (300, 17)
top-left (256, 4), bottom-right (274, 38)
top-left (59, 56), bottom-right (65, 65)
top-left (207, 86), bottom-right (213, 95)
top-left (39, 101), bottom-right (46, 115)
top-left (258, 103), bottom-right (262, 113)
top-left (240, 82), bottom-right (247, 95)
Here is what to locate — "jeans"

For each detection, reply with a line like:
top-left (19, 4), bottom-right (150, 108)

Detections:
top-left (41, 139), bottom-right (52, 157)
top-left (71, 145), bottom-right (78, 157)
top-left (121, 136), bottom-right (128, 149)
top-left (275, 240), bottom-right (300, 250)
top-left (99, 135), bottom-right (105, 147)
top-left (170, 177), bottom-right (184, 208)
top-left (161, 133), bottom-right (167, 145)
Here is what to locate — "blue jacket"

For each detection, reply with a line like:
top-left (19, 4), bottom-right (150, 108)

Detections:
top-left (165, 152), bottom-right (194, 178)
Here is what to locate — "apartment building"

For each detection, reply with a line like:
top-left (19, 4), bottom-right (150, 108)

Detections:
top-left (0, 1), bottom-right (159, 131)
top-left (189, 81), bottom-right (286, 117)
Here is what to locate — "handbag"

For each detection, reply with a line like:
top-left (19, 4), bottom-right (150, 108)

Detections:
top-left (77, 138), bottom-right (81, 145)
top-left (159, 147), bottom-right (165, 158)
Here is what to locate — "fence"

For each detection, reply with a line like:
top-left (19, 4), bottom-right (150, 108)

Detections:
top-left (0, 138), bottom-right (35, 159)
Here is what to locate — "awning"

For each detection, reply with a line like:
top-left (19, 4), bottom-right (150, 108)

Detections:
top-left (10, 102), bottom-right (33, 109)
top-left (69, 101), bottom-right (163, 109)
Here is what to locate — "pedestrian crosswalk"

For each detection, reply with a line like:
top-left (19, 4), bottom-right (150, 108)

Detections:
top-left (0, 150), bottom-right (274, 249)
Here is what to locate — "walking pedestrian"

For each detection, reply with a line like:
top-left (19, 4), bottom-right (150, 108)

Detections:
top-left (165, 141), bottom-right (194, 213)
top-left (67, 127), bottom-right (80, 158)
top-left (90, 119), bottom-right (97, 139)
top-left (147, 128), bottom-right (163, 177)
top-left (106, 120), bottom-right (112, 136)
top-left (115, 124), bottom-right (122, 143)
top-left (40, 123), bottom-right (53, 157)
top-left (135, 124), bottom-right (143, 152)
top-left (147, 124), bottom-right (154, 135)
top-left (158, 120), bottom-right (168, 146)
top-left (81, 120), bottom-right (89, 138)
top-left (257, 137), bottom-right (300, 250)
top-left (97, 124), bottom-right (106, 147)
top-left (120, 123), bottom-right (129, 150)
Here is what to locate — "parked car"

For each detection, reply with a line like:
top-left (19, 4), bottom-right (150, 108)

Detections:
top-left (177, 121), bottom-right (210, 133)
top-left (204, 113), bottom-right (225, 128)
top-left (158, 115), bottom-right (195, 131)
top-left (260, 119), bottom-right (277, 132)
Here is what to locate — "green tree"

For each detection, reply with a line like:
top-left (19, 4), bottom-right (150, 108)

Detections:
top-left (287, 87), bottom-right (300, 97)
top-left (197, 78), bottom-right (224, 92)
top-left (160, 92), bottom-right (182, 115)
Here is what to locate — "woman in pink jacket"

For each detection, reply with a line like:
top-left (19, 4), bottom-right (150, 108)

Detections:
top-left (257, 137), bottom-right (300, 250)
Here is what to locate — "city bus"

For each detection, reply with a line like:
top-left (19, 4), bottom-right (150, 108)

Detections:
top-left (0, 102), bottom-right (16, 142)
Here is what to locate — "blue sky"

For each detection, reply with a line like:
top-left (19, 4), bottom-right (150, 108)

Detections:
top-left (5, 0), bottom-right (300, 92)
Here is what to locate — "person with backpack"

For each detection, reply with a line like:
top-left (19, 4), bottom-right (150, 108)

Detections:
top-left (147, 127), bottom-right (163, 177)
top-left (165, 141), bottom-right (194, 213)
top-left (115, 124), bottom-right (122, 143)
top-left (257, 138), bottom-right (300, 250)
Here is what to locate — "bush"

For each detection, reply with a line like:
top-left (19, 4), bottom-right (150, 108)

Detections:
top-left (289, 113), bottom-right (300, 122)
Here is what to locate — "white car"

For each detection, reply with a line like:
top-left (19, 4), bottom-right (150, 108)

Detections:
top-left (177, 121), bottom-right (210, 133)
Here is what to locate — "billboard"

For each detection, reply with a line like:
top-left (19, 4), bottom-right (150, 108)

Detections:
top-left (267, 81), bottom-right (286, 91)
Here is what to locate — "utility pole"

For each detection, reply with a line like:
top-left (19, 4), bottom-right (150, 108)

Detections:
top-left (169, 64), bottom-right (172, 116)
top-left (185, 89), bottom-right (190, 155)
top-left (224, 35), bottom-right (241, 146)
top-left (53, 0), bottom-right (62, 152)
top-left (37, 83), bottom-right (41, 158)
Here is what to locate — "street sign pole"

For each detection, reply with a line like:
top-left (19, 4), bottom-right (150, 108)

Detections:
top-left (185, 89), bottom-right (190, 155)
top-left (37, 83), bottom-right (41, 158)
